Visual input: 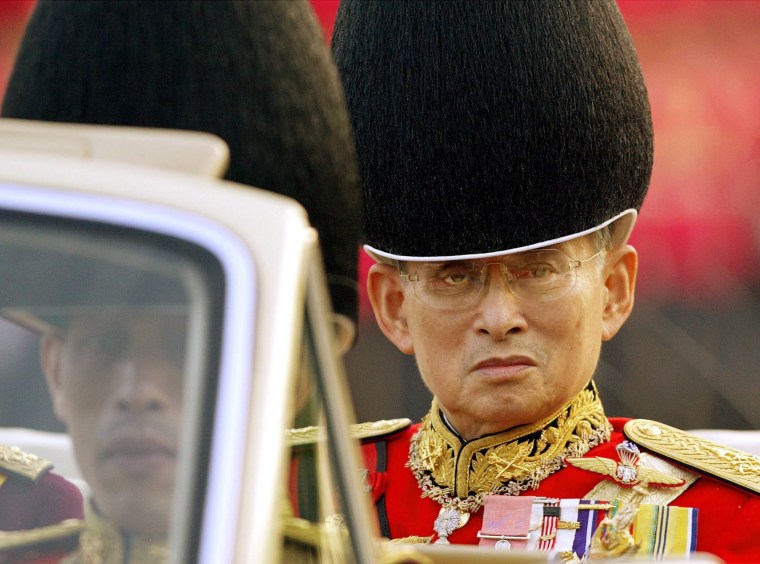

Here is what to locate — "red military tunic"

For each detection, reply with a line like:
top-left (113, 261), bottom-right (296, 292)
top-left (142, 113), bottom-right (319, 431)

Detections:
top-left (359, 395), bottom-right (760, 563)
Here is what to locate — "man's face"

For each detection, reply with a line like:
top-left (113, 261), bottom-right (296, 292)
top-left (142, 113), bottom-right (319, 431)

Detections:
top-left (369, 236), bottom-right (636, 441)
top-left (42, 311), bottom-right (185, 539)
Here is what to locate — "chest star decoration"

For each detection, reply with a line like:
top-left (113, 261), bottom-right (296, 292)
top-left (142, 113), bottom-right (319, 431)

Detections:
top-left (566, 440), bottom-right (684, 488)
top-left (433, 507), bottom-right (470, 544)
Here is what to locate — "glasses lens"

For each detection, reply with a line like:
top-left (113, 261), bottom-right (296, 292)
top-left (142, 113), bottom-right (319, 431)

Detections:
top-left (406, 250), bottom-right (583, 308)
top-left (412, 261), bottom-right (485, 308)
top-left (507, 249), bottom-right (576, 301)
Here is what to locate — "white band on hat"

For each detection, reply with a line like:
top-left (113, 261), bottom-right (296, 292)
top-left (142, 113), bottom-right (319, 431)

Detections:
top-left (364, 209), bottom-right (637, 263)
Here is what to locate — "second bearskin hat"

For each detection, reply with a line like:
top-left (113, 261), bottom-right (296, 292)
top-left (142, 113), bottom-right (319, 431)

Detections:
top-left (2, 0), bottom-right (361, 324)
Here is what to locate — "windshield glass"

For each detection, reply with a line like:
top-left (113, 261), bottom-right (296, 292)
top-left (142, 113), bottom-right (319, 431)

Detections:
top-left (0, 212), bottom-right (224, 561)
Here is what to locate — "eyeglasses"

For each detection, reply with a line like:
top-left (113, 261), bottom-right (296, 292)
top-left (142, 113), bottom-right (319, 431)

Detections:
top-left (399, 248), bottom-right (604, 309)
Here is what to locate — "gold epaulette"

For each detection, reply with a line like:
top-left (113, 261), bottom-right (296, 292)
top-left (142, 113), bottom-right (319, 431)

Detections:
top-left (624, 419), bottom-right (760, 495)
top-left (287, 418), bottom-right (411, 447)
top-left (0, 444), bottom-right (53, 483)
top-left (351, 418), bottom-right (412, 441)
top-left (0, 518), bottom-right (83, 554)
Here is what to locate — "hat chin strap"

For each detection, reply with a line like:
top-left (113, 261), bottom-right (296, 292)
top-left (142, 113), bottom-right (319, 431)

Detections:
top-left (365, 209), bottom-right (638, 263)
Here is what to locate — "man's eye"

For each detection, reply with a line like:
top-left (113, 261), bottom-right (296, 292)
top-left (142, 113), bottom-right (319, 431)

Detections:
top-left (514, 263), bottom-right (556, 279)
top-left (420, 262), bottom-right (482, 291)
top-left (441, 272), bottom-right (470, 285)
top-left (425, 267), bottom-right (477, 290)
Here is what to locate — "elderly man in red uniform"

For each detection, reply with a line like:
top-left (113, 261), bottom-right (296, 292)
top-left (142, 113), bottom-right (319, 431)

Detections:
top-left (329, 1), bottom-right (760, 562)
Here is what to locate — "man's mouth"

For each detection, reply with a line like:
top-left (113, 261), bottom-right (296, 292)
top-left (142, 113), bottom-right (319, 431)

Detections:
top-left (472, 355), bottom-right (536, 378)
top-left (101, 433), bottom-right (176, 474)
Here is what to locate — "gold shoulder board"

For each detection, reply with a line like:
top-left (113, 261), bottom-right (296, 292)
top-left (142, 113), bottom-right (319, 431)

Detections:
top-left (288, 418), bottom-right (411, 447)
top-left (0, 444), bottom-right (53, 482)
top-left (0, 518), bottom-right (83, 553)
top-left (624, 419), bottom-right (760, 495)
top-left (351, 418), bottom-right (412, 441)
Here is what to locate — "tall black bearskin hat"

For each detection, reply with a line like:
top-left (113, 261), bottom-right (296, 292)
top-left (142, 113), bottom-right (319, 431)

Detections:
top-left (2, 0), bottom-right (361, 324)
top-left (332, 0), bottom-right (652, 261)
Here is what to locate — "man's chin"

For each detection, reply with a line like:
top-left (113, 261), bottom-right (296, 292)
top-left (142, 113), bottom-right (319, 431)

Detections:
top-left (95, 491), bottom-right (174, 540)
top-left (447, 398), bottom-right (539, 438)
top-left (92, 456), bottom-right (177, 533)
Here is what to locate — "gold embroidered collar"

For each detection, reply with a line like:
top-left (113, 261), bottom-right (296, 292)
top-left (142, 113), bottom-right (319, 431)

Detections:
top-left (408, 382), bottom-right (611, 513)
top-left (65, 501), bottom-right (169, 564)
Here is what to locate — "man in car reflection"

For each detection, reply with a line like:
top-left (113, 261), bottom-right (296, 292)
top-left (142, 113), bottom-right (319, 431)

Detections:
top-left (39, 312), bottom-right (184, 560)
top-left (330, 1), bottom-right (760, 562)
top-left (2, 0), bottom-right (361, 561)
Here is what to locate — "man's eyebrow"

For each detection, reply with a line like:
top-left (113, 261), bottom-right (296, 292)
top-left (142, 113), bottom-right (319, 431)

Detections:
top-left (423, 261), bottom-right (479, 271)
top-left (511, 250), bottom-right (558, 261)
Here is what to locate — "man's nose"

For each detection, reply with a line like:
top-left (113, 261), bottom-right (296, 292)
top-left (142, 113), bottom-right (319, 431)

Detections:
top-left (112, 358), bottom-right (169, 412)
top-left (473, 264), bottom-right (527, 338)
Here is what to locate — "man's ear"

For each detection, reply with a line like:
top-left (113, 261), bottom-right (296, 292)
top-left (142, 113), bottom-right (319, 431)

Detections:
top-left (601, 244), bottom-right (638, 341)
top-left (366, 263), bottom-right (414, 354)
top-left (40, 334), bottom-right (67, 422)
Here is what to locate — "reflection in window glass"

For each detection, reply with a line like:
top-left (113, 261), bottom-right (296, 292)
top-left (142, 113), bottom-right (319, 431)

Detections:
top-left (0, 214), bottom-right (223, 562)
